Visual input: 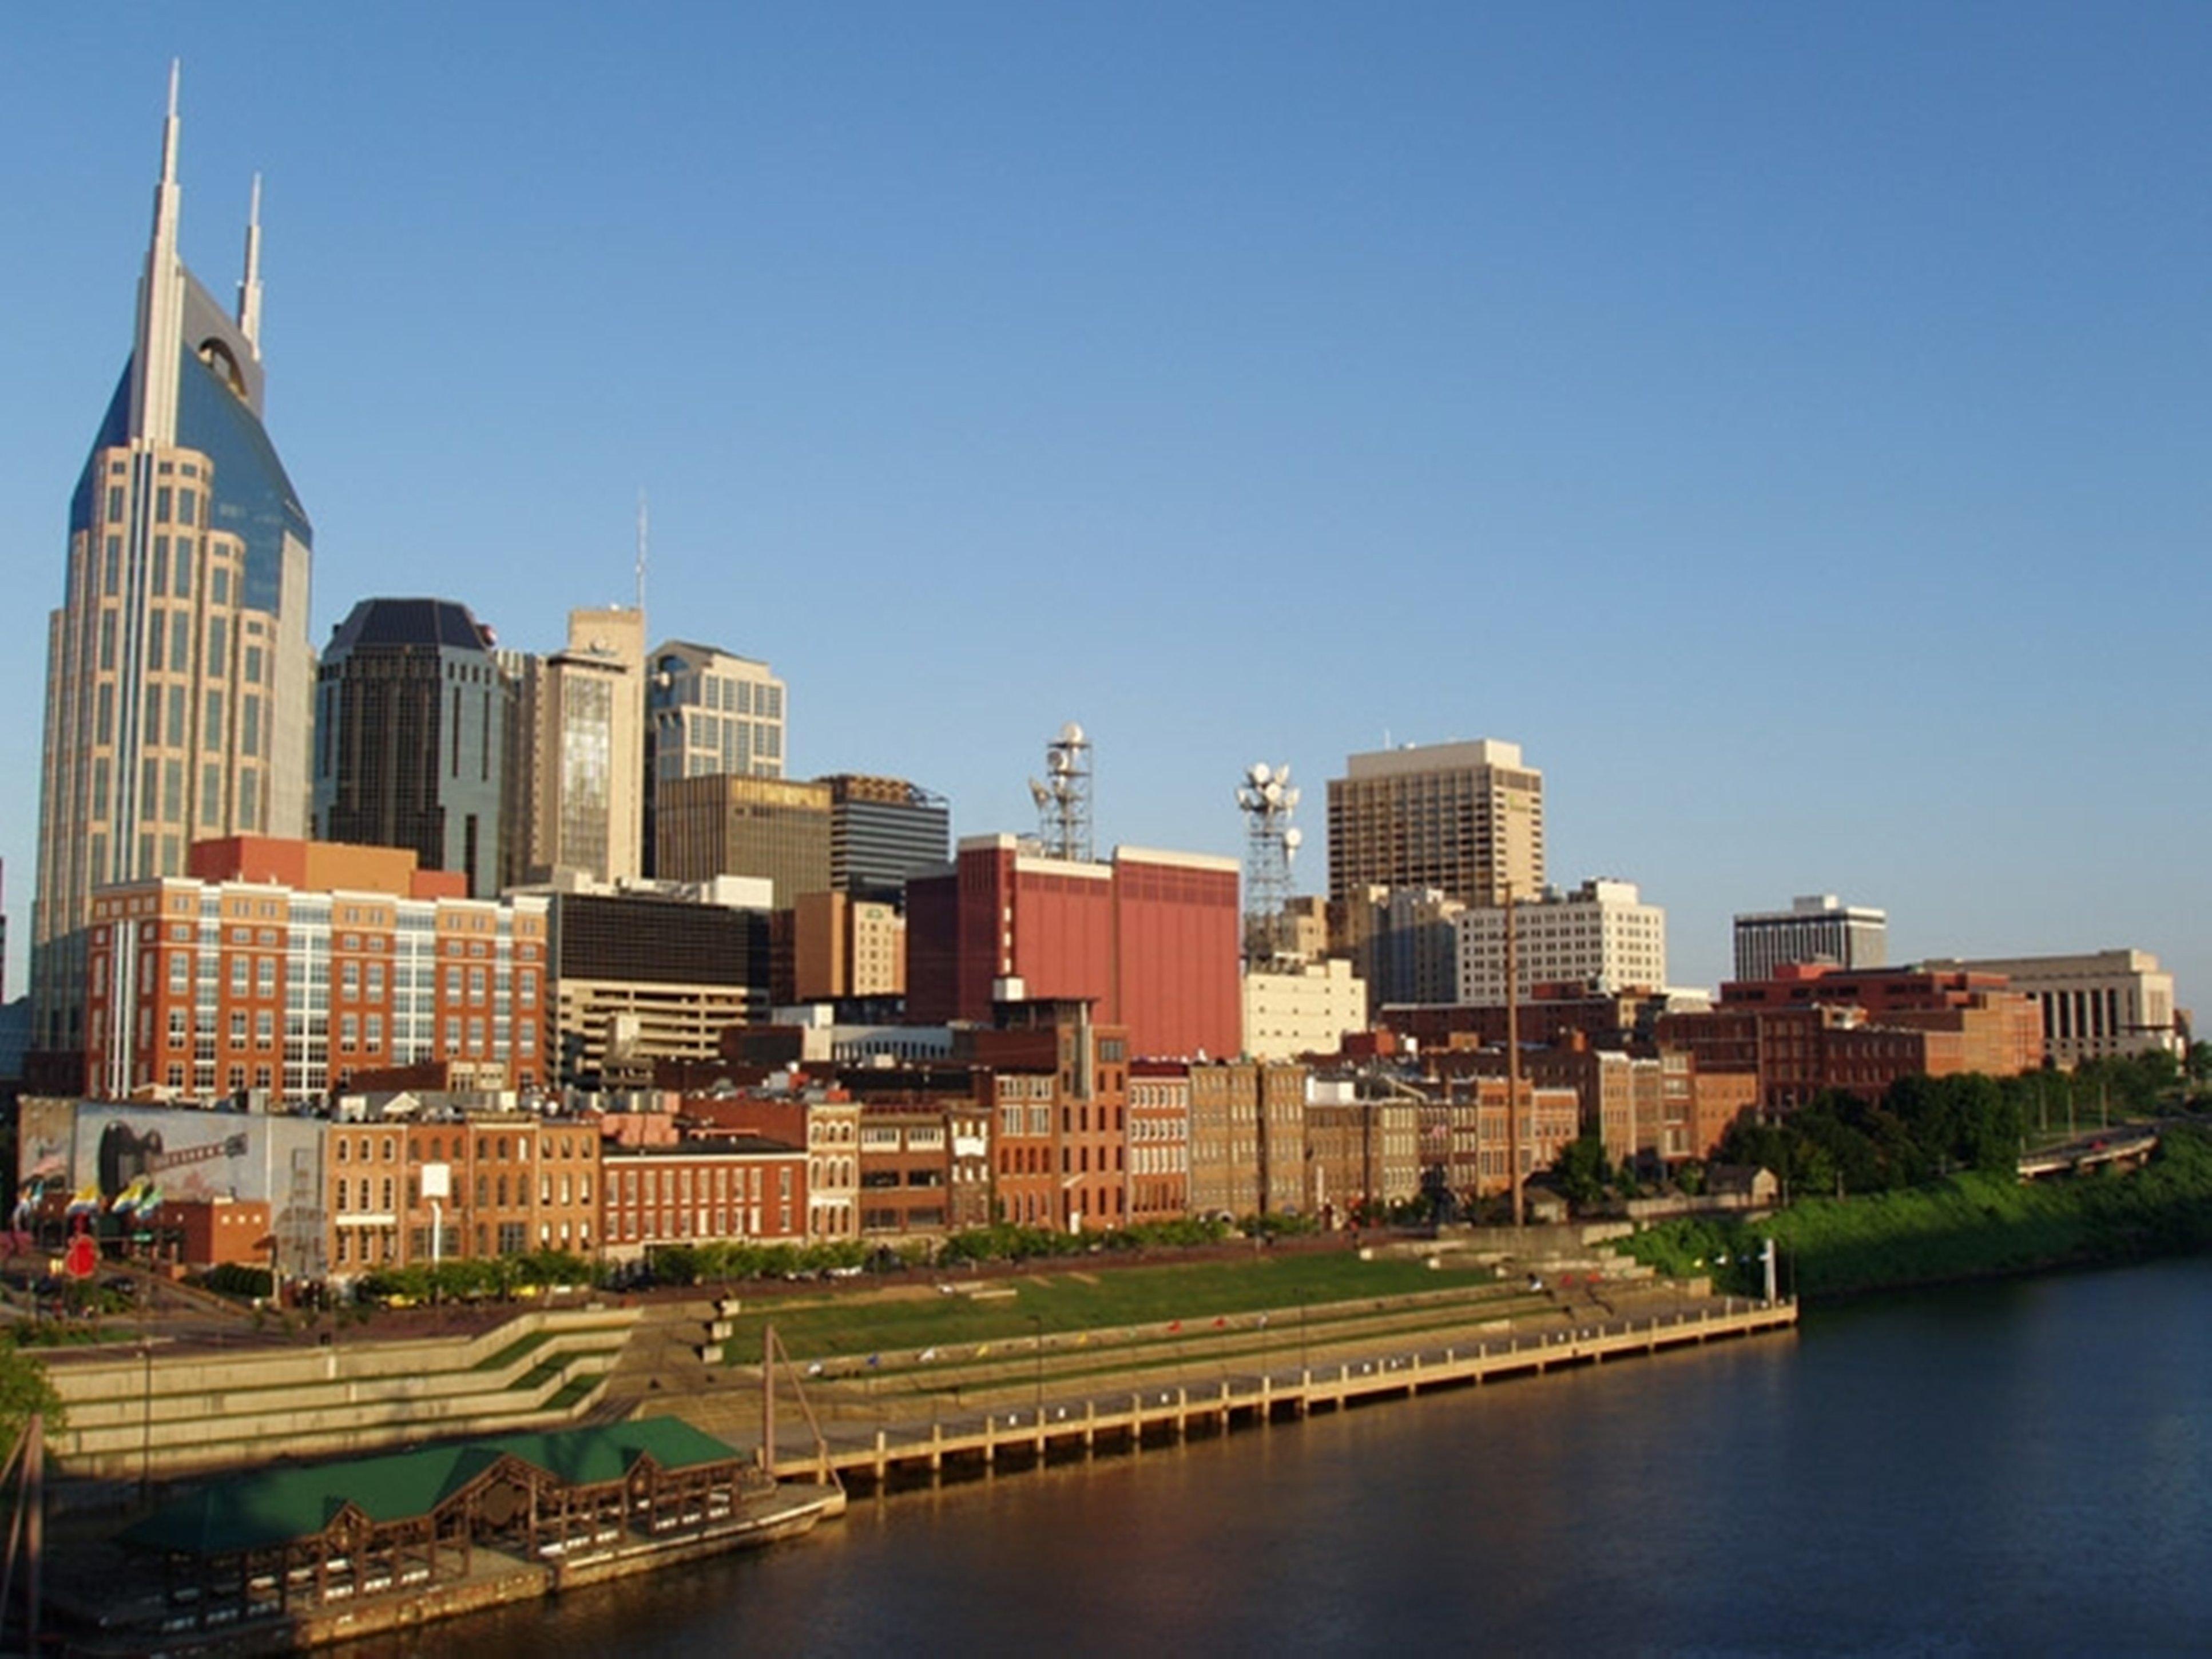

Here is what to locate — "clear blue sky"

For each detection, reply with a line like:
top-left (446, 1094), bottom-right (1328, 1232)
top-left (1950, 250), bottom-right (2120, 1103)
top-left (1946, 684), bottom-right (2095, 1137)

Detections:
top-left (4, 4), bottom-right (2207, 1008)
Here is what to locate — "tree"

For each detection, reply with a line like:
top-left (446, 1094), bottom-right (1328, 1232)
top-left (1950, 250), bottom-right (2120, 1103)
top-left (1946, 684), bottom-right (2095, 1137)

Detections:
top-left (1554, 1136), bottom-right (1611, 1208)
top-left (0, 1338), bottom-right (63, 1449)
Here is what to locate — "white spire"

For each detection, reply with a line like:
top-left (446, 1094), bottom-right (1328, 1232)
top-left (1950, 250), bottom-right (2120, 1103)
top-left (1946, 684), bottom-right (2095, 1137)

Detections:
top-left (237, 172), bottom-right (264, 355)
top-left (162, 59), bottom-right (180, 178)
top-left (130, 60), bottom-right (187, 444)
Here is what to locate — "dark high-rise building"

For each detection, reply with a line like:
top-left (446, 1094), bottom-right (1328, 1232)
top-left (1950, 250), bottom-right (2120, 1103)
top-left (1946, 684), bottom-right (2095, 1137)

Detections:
top-left (822, 775), bottom-right (950, 904)
top-left (547, 888), bottom-right (772, 1088)
top-left (31, 74), bottom-right (315, 1070)
top-left (313, 598), bottom-right (509, 896)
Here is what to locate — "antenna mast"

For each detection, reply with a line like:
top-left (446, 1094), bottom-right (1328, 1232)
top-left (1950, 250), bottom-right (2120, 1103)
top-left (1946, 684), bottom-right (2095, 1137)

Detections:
top-left (634, 490), bottom-right (649, 615)
top-left (1028, 724), bottom-right (1094, 862)
top-left (1236, 762), bottom-right (1302, 970)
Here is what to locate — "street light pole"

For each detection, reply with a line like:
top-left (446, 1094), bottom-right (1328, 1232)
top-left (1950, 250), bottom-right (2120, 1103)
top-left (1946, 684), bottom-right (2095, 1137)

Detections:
top-left (1026, 1314), bottom-right (1043, 1422)
top-left (138, 1336), bottom-right (153, 1503)
top-left (1505, 882), bottom-right (1523, 1228)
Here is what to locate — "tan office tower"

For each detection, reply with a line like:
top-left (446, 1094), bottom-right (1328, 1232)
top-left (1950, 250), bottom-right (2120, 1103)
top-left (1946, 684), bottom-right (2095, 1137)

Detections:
top-left (1326, 739), bottom-right (1544, 908)
top-left (655, 775), bottom-right (831, 908)
top-left (31, 76), bottom-right (315, 1073)
top-left (508, 608), bottom-right (645, 884)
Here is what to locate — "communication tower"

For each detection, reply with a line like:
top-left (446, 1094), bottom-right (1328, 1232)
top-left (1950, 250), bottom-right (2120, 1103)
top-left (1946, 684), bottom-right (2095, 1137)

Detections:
top-left (1027, 722), bottom-right (1094, 863)
top-left (1236, 760), bottom-right (1302, 969)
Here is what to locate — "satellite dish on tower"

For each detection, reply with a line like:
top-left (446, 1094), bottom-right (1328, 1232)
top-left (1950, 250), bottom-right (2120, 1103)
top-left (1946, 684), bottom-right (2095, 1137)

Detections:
top-left (1060, 721), bottom-right (1085, 745)
top-left (1029, 779), bottom-right (1050, 808)
top-left (1250, 762), bottom-right (1272, 787)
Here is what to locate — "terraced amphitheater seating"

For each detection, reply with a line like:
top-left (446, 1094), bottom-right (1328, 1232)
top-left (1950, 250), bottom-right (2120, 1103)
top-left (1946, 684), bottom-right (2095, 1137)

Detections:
top-left (45, 1303), bottom-right (642, 1479)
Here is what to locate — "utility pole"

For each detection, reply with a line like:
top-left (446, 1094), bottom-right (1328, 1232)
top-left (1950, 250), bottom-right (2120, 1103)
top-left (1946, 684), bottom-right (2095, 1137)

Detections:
top-left (1505, 881), bottom-right (1523, 1228)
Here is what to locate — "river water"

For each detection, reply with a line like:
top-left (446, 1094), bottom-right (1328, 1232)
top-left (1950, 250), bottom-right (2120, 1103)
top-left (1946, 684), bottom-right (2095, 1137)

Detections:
top-left (357, 1255), bottom-right (2212, 1657)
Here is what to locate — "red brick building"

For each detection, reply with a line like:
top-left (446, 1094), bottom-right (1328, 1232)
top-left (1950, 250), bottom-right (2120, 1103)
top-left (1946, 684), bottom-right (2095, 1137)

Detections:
top-left (1658, 963), bottom-right (2044, 1114)
top-left (601, 1136), bottom-right (808, 1259)
top-left (680, 1092), bottom-right (864, 1243)
top-left (965, 1005), bottom-right (1133, 1233)
top-left (906, 835), bottom-right (1240, 1061)
top-left (171, 1197), bottom-right (271, 1270)
top-left (1127, 1061), bottom-right (1191, 1224)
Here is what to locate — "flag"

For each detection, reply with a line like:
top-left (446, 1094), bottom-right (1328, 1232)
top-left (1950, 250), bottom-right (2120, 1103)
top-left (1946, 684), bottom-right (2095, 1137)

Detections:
top-left (1257, 1313), bottom-right (1269, 1329)
top-left (1074, 1333), bottom-right (1089, 1347)
top-left (1167, 1320), bottom-right (1182, 1333)
top-left (66, 1182), bottom-right (101, 1216)
top-left (1213, 1316), bottom-right (1226, 1328)
top-left (867, 1354), bottom-right (880, 1368)
top-left (919, 1347), bottom-right (938, 1362)
top-left (806, 1361), bottom-right (824, 1376)
top-left (976, 1344), bottom-right (990, 1358)
top-left (133, 1183), bottom-right (162, 1221)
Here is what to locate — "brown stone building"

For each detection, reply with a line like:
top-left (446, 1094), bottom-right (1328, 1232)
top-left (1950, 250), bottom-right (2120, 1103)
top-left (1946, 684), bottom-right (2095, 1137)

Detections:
top-left (325, 1109), bottom-right (601, 1282)
top-left (1302, 1093), bottom-right (1420, 1220)
top-left (1185, 1060), bottom-right (1308, 1219)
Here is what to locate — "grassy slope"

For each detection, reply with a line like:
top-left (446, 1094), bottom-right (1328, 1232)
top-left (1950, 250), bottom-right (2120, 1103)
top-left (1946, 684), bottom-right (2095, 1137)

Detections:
top-left (1625, 1123), bottom-right (2212, 1301)
top-left (719, 1253), bottom-right (1505, 1362)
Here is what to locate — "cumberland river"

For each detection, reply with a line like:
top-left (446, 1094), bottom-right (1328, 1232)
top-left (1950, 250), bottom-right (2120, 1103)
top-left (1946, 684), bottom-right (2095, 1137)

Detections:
top-left (359, 1256), bottom-right (2212, 1657)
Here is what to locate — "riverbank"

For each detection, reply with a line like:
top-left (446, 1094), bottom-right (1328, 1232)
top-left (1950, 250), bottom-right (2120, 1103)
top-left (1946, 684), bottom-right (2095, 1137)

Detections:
top-left (1624, 1120), bottom-right (2212, 1301)
top-left (366, 1254), bottom-right (2212, 1659)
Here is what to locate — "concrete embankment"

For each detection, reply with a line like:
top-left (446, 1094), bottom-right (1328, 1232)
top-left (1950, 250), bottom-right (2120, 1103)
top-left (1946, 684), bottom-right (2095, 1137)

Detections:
top-left (749, 1295), bottom-right (1797, 1487)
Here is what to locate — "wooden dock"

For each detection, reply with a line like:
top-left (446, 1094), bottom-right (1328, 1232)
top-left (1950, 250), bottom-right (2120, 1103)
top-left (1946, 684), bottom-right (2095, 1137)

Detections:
top-left (765, 1296), bottom-right (1797, 1485)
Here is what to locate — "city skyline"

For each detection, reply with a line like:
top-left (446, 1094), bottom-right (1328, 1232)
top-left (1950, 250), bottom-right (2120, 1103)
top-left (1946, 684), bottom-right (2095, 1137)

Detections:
top-left (4, 9), bottom-right (2207, 1006)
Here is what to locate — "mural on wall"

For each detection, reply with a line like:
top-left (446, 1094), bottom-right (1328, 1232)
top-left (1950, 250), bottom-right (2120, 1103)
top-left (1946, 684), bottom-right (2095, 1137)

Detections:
top-left (13, 1098), bottom-right (82, 1231)
top-left (10, 1102), bottom-right (331, 1280)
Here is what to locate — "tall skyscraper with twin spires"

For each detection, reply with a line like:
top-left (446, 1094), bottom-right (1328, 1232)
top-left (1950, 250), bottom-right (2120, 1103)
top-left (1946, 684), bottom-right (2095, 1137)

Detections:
top-left (29, 70), bottom-right (315, 1074)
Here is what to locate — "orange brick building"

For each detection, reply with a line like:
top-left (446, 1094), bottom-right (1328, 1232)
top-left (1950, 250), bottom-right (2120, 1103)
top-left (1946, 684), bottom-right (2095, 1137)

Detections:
top-left (325, 1111), bottom-right (601, 1280)
top-left (84, 836), bottom-right (548, 1105)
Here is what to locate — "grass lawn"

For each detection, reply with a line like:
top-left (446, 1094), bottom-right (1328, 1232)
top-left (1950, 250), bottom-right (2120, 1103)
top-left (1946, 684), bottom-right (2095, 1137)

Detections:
top-left (720, 1252), bottom-right (1507, 1362)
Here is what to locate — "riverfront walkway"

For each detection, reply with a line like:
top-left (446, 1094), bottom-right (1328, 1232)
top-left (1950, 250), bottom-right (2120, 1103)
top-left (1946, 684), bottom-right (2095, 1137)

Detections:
top-left (699, 1295), bottom-right (1796, 1485)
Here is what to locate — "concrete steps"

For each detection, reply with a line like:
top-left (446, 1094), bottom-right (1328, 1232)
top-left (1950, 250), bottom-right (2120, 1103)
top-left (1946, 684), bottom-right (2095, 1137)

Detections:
top-left (46, 1303), bottom-right (641, 1479)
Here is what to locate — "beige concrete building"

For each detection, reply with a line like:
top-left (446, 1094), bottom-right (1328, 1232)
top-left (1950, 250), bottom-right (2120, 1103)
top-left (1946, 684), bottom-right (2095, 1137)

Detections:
top-left (1242, 958), bottom-right (1368, 1060)
top-left (507, 608), bottom-right (646, 886)
top-left (646, 640), bottom-right (786, 781)
top-left (1327, 739), bottom-right (1544, 908)
top-left (1455, 878), bottom-right (1667, 1005)
top-left (792, 890), bottom-right (906, 1001)
top-left (656, 773), bottom-right (831, 908)
top-left (1280, 896), bottom-right (1331, 963)
top-left (33, 89), bottom-right (316, 1067)
top-left (1922, 949), bottom-right (2181, 1066)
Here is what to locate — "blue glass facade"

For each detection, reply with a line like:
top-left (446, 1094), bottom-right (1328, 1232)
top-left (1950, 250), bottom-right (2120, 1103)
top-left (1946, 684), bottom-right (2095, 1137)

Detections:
top-left (69, 342), bottom-right (311, 612)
